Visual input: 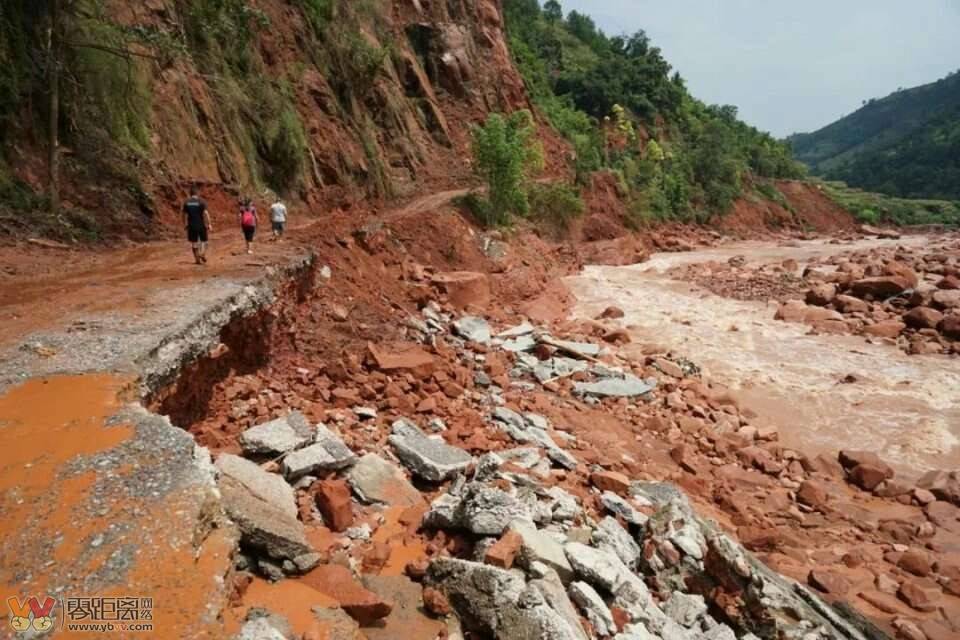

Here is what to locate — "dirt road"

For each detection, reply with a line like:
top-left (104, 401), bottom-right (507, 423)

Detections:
top-left (567, 236), bottom-right (960, 478)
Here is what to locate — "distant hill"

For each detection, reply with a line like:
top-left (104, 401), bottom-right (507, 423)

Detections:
top-left (789, 71), bottom-right (960, 200)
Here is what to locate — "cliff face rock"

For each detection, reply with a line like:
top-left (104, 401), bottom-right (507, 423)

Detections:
top-left (6, 0), bottom-right (533, 229)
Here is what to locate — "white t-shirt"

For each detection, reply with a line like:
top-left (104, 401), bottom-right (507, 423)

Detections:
top-left (270, 202), bottom-right (287, 223)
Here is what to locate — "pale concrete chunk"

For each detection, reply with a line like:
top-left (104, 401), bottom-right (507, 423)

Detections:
top-left (347, 453), bottom-right (423, 507)
top-left (570, 581), bottom-right (615, 636)
top-left (564, 542), bottom-right (634, 593)
top-left (600, 491), bottom-right (648, 526)
top-left (511, 519), bottom-right (574, 583)
top-left (216, 453), bottom-right (297, 519)
top-left (453, 316), bottom-right (491, 344)
top-left (460, 485), bottom-right (531, 535)
top-left (239, 411), bottom-right (314, 455)
top-left (426, 558), bottom-right (579, 639)
top-left (218, 476), bottom-right (311, 562)
top-left (663, 592), bottom-right (707, 628)
top-left (281, 424), bottom-right (355, 480)
top-left (389, 419), bottom-right (472, 482)
top-left (531, 569), bottom-right (590, 640)
top-left (593, 516), bottom-right (641, 570)
top-left (574, 375), bottom-right (655, 398)
top-left (544, 337), bottom-right (601, 358)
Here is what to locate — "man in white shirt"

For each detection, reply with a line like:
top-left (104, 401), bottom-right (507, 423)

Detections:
top-left (270, 197), bottom-right (288, 239)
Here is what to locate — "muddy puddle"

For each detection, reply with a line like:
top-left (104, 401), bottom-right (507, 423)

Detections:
top-left (567, 237), bottom-right (960, 479)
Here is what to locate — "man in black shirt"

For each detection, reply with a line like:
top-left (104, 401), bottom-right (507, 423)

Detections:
top-left (182, 189), bottom-right (212, 265)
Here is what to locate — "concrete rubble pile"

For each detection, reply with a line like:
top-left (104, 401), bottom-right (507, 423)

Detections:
top-left (208, 306), bottom-right (928, 640)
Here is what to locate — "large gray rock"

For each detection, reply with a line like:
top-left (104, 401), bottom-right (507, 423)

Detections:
top-left (569, 581), bottom-right (615, 636)
top-left (216, 453), bottom-right (297, 520)
top-left (239, 411), bottom-right (314, 456)
top-left (281, 424), bottom-right (355, 480)
top-left (453, 316), bottom-right (491, 344)
top-left (510, 519), bottom-right (574, 583)
top-left (426, 558), bottom-right (579, 640)
top-left (346, 453), bottom-right (422, 507)
top-left (593, 516), bottom-right (641, 570)
top-left (574, 375), bottom-right (655, 398)
top-left (389, 419), bottom-right (473, 482)
top-left (218, 476), bottom-right (312, 562)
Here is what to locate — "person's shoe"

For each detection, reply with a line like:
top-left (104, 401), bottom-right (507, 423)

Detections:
top-left (201, 254), bottom-right (208, 264)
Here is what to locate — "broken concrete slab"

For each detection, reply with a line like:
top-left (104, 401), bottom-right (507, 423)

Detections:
top-left (389, 418), bottom-right (473, 482)
top-left (510, 519), bottom-right (574, 583)
top-left (426, 558), bottom-right (580, 639)
top-left (530, 568), bottom-right (590, 640)
top-left (574, 374), bottom-right (655, 398)
top-left (281, 424), bottom-right (356, 480)
top-left (218, 475), bottom-right (312, 562)
top-left (570, 581), bottom-right (615, 637)
top-left (452, 316), bottom-right (491, 344)
top-left (216, 453), bottom-right (298, 520)
top-left (563, 542), bottom-right (636, 594)
top-left (501, 334), bottom-right (538, 352)
top-left (497, 322), bottom-right (536, 338)
top-left (459, 485), bottom-right (532, 535)
top-left (593, 516), bottom-right (641, 570)
top-left (600, 491), bottom-right (648, 526)
top-left (239, 411), bottom-right (314, 456)
top-left (663, 592), bottom-right (707, 628)
top-left (346, 453), bottom-right (423, 507)
top-left (540, 336), bottom-right (601, 359)
top-left (533, 357), bottom-right (589, 383)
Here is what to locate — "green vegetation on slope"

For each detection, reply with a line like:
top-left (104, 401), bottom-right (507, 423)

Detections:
top-left (820, 181), bottom-right (960, 227)
top-left (503, 0), bottom-right (804, 223)
top-left (790, 71), bottom-right (960, 201)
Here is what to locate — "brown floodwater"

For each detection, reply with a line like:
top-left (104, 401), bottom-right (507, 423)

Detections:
top-left (567, 237), bottom-right (960, 480)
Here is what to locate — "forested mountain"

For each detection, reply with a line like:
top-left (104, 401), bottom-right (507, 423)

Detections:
top-left (789, 71), bottom-right (960, 201)
top-left (503, 0), bottom-right (804, 223)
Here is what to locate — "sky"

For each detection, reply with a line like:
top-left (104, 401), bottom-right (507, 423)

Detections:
top-left (560, 0), bottom-right (960, 137)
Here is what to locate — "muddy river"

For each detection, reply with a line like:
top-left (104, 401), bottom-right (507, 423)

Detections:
top-left (567, 237), bottom-right (960, 479)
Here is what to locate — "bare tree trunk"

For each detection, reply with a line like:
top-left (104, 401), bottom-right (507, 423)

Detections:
top-left (48, 0), bottom-right (61, 214)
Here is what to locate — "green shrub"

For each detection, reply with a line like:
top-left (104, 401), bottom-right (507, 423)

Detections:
top-left (470, 110), bottom-right (544, 227)
top-left (527, 182), bottom-right (585, 231)
top-left (259, 106), bottom-right (308, 193)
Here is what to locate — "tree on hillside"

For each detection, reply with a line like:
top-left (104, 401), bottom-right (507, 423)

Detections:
top-left (40, 0), bottom-right (154, 212)
top-left (543, 1), bottom-right (563, 22)
top-left (469, 110), bottom-right (544, 227)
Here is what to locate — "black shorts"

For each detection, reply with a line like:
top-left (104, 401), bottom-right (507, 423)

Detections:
top-left (242, 225), bottom-right (256, 242)
top-left (272, 221), bottom-right (285, 233)
top-left (187, 226), bottom-right (208, 243)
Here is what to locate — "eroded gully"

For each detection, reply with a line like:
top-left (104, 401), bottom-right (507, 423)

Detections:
top-left (566, 236), bottom-right (960, 480)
